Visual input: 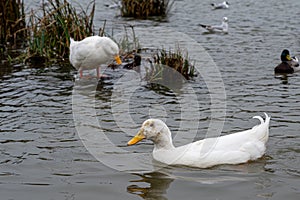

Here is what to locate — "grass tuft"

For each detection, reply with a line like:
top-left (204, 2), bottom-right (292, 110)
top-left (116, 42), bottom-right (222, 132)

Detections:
top-left (118, 24), bottom-right (140, 55)
top-left (0, 0), bottom-right (26, 48)
top-left (0, 0), bottom-right (26, 63)
top-left (144, 45), bottom-right (195, 91)
top-left (150, 45), bottom-right (195, 80)
top-left (121, 0), bottom-right (174, 19)
top-left (25, 0), bottom-right (95, 64)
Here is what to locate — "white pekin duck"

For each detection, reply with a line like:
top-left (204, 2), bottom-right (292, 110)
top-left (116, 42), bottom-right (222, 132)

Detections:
top-left (128, 113), bottom-right (270, 168)
top-left (69, 36), bottom-right (122, 78)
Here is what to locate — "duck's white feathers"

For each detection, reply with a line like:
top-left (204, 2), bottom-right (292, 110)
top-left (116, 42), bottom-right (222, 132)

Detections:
top-left (211, 1), bottom-right (229, 9)
top-left (69, 36), bottom-right (119, 71)
top-left (291, 56), bottom-right (300, 72)
top-left (139, 114), bottom-right (270, 168)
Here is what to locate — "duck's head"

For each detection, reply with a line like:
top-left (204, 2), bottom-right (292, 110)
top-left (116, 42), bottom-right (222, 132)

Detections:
top-left (127, 119), bottom-right (174, 149)
top-left (105, 37), bottom-right (122, 65)
top-left (225, 1), bottom-right (229, 5)
top-left (112, 49), bottom-right (122, 65)
top-left (281, 49), bottom-right (292, 62)
top-left (114, 54), bottom-right (122, 65)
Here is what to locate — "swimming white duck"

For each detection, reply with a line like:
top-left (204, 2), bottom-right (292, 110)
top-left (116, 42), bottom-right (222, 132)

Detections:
top-left (199, 17), bottom-right (228, 33)
top-left (69, 36), bottom-right (122, 78)
top-left (128, 113), bottom-right (270, 168)
top-left (211, 1), bottom-right (229, 9)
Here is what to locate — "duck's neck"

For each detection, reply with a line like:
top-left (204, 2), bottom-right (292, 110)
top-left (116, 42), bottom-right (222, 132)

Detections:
top-left (153, 129), bottom-right (175, 151)
top-left (154, 142), bottom-right (175, 151)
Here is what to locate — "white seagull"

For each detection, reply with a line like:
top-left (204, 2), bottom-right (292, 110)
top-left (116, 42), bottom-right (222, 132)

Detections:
top-left (211, 1), bottom-right (229, 9)
top-left (199, 17), bottom-right (228, 33)
top-left (104, 1), bottom-right (122, 9)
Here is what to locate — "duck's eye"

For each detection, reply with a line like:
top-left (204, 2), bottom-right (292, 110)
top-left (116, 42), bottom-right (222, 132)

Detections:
top-left (149, 123), bottom-right (154, 127)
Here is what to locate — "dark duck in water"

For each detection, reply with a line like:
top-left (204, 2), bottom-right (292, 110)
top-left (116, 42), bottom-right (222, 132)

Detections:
top-left (123, 54), bottom-right (141, 69)
top-left (274, 49), bottom-right (299, 74)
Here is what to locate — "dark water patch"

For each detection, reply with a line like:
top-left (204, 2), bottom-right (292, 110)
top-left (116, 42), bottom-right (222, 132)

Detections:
top-left (0, 139), bottom-right (34, 144)
top-left (21, 182), bottom-right (51, 186)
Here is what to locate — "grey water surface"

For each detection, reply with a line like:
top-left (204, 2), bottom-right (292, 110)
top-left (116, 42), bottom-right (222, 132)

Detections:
top-left (0, 0), bottom-right (300, 199)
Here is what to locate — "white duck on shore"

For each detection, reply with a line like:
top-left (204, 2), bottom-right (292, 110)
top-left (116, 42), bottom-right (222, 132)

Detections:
top-left (69, 36), bottom-right (122, 78)
top-left (128, 113), bottom-right (270, 168)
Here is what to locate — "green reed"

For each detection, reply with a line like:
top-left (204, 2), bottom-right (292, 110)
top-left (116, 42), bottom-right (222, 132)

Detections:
top-left (25, 0), bottom-right (95, 63)
top-left (118, 24), bottom-right (140, 55)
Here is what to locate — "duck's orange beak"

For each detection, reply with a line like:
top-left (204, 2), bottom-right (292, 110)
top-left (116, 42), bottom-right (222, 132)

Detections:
top-left (127, 129), bottom-right (145, 146)
top-left (115, 55), bottom-right (122, 65)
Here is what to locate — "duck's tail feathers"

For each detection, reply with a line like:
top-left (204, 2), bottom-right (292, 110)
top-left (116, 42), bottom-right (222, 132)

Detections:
top-left (253, 113), bottom-right (270, 125)
top-left (253, 115), bottom-right (264, 124)
top-left (252, 113), bottom-right (270, 143)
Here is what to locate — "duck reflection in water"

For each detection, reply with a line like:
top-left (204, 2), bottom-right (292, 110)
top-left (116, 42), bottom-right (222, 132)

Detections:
top-left (127, 172), bottom-right (173, 200)
top-left (127, 159), bottom-right (269, 200)
top-left (274, 73), bottom-right (289, 84)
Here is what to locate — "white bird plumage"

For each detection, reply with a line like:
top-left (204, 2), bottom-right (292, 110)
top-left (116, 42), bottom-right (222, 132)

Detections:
top-left (69, 36), bottom-right (122, 78)
top-left (291, 56), bottom-right (300, 72)
top-left (199, 17), bottom-right (228, 33)
top-left (211, 1), bottom-right (229, 9)
top-left (104, 1), bottom-right (122, 9)
top-left (128, 113), bottom-right (270, 168)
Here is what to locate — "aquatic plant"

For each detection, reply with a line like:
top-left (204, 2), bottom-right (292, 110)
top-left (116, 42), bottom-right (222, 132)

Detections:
top-left (121, 0), bottom-right (174, 19)
top-left (25, 0), bottom-right (95, 63)
top-left (0, 0), bottom-right (26, 58)
top-left (147, 46), bottom-right (195, 80)
top-left (144, 46), bottom-right (195, 91)
top-left (118, 24), bottom-right (140, 55)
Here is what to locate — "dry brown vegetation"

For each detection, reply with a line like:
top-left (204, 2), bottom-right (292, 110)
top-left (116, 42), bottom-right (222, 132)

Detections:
top-left (0, 0), bottom-right (26, 49)
top-left (121, 0), bottom-right (173, 19)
